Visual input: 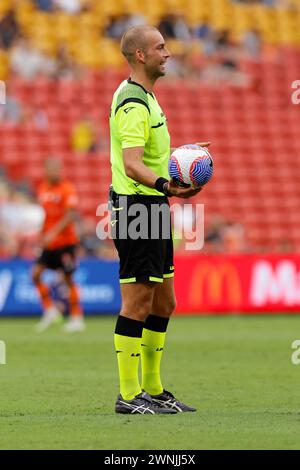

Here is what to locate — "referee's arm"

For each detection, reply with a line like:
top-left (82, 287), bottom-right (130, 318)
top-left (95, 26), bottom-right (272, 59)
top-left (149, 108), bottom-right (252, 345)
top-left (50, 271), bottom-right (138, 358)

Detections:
top-left (123, 146), bottom-right (163, 188)
top-left (123, 147), bottom-right (202, 198)
top-left (117, 102), bottom-right (202, 197)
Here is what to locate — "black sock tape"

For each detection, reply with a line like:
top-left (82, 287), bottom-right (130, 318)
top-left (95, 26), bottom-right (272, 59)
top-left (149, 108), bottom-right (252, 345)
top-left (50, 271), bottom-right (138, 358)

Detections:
top-left (144, 314), bottom-right (169, 333)
top-left (115, 315), bottom-right (144, 337)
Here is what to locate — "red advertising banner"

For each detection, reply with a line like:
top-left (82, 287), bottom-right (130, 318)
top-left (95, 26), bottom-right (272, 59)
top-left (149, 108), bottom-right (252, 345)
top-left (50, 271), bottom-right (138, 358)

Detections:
top-left (174, 255), bottom-right (300, 314)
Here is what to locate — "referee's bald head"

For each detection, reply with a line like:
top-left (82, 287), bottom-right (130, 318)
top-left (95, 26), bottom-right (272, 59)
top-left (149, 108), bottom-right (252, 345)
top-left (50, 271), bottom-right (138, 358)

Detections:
top-left (121, 25), bottom-right (159, 64)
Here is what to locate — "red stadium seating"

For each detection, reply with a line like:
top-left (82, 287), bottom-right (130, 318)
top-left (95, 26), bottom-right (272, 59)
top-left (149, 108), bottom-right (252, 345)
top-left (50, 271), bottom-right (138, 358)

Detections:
top-left (2, 50), bottom-right (300, 252)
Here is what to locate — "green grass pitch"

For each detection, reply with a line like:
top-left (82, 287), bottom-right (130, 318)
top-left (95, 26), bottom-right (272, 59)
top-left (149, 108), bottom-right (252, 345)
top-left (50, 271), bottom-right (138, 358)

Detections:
top-left (0, 314), bottom-right (300, 450)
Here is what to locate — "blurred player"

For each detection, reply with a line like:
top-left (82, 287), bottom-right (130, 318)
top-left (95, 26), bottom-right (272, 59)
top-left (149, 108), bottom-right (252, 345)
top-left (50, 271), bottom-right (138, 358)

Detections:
top-left (32, 158), bottom-right (85, 333)
top-left (110, 26), bottom-right (205, 414)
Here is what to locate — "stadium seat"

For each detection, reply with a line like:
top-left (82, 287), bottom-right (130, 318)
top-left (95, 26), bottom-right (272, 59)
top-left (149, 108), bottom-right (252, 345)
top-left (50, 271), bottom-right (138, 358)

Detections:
top-left (1, 0), bottom-right (300, 251)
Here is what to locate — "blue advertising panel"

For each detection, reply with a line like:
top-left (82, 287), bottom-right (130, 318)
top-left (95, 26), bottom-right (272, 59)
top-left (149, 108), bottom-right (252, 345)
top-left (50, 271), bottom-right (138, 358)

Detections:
top-left (0, 259), bottom-right (121, 316)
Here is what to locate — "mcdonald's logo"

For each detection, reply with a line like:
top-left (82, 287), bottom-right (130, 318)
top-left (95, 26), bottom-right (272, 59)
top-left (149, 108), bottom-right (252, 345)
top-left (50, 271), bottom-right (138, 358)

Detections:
top-left (189, 261), bottom-right (242, 307)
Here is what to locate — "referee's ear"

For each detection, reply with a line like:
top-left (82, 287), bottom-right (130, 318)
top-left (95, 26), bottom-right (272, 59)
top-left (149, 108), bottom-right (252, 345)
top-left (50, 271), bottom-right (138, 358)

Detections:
top-left (136, 48), bottom-right (146, 64)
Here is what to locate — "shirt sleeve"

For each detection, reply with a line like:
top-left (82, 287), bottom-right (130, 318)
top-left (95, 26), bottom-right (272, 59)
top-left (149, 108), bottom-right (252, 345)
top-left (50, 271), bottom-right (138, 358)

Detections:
top-left (115, 102), bottom-right (150, 149)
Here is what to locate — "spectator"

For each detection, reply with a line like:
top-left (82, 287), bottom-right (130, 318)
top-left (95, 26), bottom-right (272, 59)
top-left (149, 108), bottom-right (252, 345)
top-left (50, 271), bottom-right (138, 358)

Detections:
top-left (165, 49), bottom-right (197, 79)
top-left (193, 18), bottom-right (212, 41)
top-left (116, 13), bottom-right (147, 31)
top-left (10, 38), bottom-right (57, 79)
top-left (53, 0), bottom-right (82, 14)
top-left (0, 9), bottom-right (19, 50)
top-left (34, 0), bottom-right (54, 11)
top-left (158, 14), bottom-right (176, 39)
top-left (0, 224), bottom-right (19, 257)
top-left (0, 177), bottom-right (9, 203)
top-left (0, 185), bottom-right (44, 258)
top-left (200, 56), bottom-right (252, 87)
top-left (222, 220), bottom-right (246, 253)
top-left (0, 188), bottom-right (44, 235)
top-left (204, 215), bottom-right (227, 253)
top-left (158, 14), bottom-right (191, 41)
top-left (79, 217), bottom-right (101, 256)
top-left (215, 29), bottom-right (233, 51)
top-left (106, 15), bottom-right (126, 40)
top-left (193, 21), bottom-right (217, 57)
top-left (204, 216), bottom-right (246, 253)
top-left (164, 54), bottom-right (186, 78)
top-left (198, 28), bottom-right (253, 87)
top-left (55, 46), bottom-right (80, 79)
top-left (71, 117), bottom-right (97, 154)
top-left (0, 93), bottom-right (23, 123)
top-left (23, 104), bottom-right (49, 130)
top-left (173, 15), bottom-right (192, 42)
top-left (277, 239), bottom-right (294, 253)
top-left (105, 14), bottom-right (146, 40)
top-left (79, 217), bottom-right (118, 259)
top-left (242, 29), bottom-right (262, 57)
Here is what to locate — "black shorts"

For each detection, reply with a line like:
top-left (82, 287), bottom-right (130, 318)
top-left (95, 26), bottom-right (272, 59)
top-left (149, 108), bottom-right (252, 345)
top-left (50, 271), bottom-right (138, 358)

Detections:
top-left (36, 244), bottom-right (78, 274)
top-left (111, 192), bottom-right (174, 284)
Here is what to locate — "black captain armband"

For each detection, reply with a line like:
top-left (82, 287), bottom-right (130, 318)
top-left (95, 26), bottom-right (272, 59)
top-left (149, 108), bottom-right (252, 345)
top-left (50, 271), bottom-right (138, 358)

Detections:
top-left (155, 177), bottom-right (172, 197)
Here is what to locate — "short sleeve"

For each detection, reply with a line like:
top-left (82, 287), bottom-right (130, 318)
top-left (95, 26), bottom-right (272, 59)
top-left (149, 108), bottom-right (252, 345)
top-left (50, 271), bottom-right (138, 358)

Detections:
top-left (115, 102), bottom-right (150, 149)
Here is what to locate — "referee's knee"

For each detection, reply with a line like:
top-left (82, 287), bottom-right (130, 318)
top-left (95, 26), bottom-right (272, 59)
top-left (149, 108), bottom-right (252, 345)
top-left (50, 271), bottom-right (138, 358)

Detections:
top-left (154, 299), bottom-right (177, 318)
top-left (119, 308), bottom-right (151, 322)
top-left (120, 298), bottom-right (153, 322)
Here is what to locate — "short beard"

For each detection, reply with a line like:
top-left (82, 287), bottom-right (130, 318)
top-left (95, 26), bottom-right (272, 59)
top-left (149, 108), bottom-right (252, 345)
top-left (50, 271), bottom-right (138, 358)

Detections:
top-left (145, 63), bottom-right (165, 80)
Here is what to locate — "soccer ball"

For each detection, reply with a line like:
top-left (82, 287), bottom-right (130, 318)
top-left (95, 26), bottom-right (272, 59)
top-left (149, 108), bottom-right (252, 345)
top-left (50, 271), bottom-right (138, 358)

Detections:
top-left (169, 144), bottom-right (214, 188)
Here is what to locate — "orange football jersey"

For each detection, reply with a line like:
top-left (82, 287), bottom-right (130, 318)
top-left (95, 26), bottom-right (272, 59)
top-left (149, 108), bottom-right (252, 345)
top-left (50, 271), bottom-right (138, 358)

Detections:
top-left (38, 180), bottom-right (79, 250)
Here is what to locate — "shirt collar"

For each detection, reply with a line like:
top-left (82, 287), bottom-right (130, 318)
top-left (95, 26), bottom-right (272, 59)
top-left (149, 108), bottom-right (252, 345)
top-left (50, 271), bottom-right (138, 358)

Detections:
top-left (127, 78), bottom-right (154, 97)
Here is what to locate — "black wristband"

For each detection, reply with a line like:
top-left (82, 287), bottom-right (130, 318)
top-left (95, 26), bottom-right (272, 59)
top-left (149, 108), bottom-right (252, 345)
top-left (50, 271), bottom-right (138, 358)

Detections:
top-left (155, 177), bottom-right (169, 194)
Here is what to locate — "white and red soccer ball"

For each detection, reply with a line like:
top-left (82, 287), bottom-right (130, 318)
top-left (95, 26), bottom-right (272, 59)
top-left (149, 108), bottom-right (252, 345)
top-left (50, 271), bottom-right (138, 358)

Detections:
top-left (169, 144), bottom-right (214, 188)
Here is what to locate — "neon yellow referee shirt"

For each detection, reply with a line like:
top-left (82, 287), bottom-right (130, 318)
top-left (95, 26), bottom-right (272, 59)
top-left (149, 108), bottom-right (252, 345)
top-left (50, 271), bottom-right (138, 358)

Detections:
top-left (110, 78), bottom-right (170, 196)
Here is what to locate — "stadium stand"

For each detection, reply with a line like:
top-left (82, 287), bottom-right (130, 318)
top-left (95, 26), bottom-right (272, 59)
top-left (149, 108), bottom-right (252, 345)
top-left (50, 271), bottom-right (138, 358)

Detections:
top-left (1, 0), bottom-right (300, 254)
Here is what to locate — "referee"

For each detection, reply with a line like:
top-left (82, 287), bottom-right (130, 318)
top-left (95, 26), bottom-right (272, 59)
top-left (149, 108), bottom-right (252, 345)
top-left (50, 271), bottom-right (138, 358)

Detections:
top-left (110, 25), bottom-right (206, 414)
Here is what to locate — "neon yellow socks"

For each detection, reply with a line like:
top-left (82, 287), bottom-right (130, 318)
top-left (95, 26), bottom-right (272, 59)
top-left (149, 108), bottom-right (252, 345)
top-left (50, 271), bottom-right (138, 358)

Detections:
top-left (141, 315), bottom-right (169, 396)
top-left (114, 316), bottom-right (144, 400)
top-left (114, 314), bottom-right (170, 400)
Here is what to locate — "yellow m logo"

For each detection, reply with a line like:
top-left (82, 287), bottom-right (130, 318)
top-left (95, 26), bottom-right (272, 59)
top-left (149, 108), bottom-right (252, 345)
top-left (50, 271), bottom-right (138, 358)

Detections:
top-left (189, 261), bottom-right (242, 307)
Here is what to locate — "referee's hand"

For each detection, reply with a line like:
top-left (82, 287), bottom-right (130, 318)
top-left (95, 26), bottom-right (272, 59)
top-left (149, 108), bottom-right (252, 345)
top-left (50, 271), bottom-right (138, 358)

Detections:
top-left (167, 179), bottom-right (202, 199)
